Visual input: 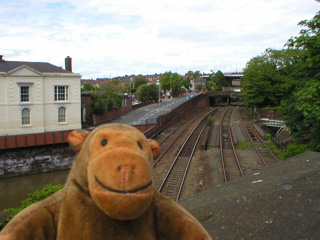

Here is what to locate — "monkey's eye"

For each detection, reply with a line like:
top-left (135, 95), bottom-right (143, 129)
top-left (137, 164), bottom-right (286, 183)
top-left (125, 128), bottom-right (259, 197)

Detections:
top-left (138, 141), bottom-right (143, 150)
top-left (101, 139), bottom-right (108, 146)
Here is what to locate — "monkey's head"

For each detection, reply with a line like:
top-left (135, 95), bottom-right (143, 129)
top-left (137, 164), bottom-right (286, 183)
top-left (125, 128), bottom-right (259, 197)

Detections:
top-left (68, 123), bottom-right (160, 220)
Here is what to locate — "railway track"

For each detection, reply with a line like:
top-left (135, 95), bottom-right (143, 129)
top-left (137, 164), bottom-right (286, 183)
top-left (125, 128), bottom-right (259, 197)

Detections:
top-left (157, 108), bottom-right (218, 201)
top-left (153, 107), bottom-right (216, 168)
top-left (219, 106), bottom-right (243, 182)
top-left (240, 117), bottom-right (279, 167)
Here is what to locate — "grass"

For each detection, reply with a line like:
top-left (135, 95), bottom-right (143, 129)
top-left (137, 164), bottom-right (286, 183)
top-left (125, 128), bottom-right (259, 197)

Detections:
top-left (237, 140), bottom-right (250, 149)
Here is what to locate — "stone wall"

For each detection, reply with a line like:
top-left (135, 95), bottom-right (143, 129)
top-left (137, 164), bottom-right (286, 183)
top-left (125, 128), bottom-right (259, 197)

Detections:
top-left (0, 144), bottom-right (76, 179)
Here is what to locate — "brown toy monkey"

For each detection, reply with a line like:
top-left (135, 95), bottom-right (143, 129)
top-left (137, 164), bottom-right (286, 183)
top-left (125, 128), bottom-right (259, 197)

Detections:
top-left (0, 123), bottom-right (211, 240)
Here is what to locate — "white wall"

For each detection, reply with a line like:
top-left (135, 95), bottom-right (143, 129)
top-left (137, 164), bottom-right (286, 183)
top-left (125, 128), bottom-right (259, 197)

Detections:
top-left (0, 67), bottom-right (81, 137)
top-left (43, 76), bottom-right (81, 132)
top-left (0, 76), bottom-right (7, 136)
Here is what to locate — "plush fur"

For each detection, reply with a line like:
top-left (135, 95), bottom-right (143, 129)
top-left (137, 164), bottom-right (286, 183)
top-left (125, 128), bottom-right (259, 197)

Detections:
top-left (0, 123), bottom-right (211, 240)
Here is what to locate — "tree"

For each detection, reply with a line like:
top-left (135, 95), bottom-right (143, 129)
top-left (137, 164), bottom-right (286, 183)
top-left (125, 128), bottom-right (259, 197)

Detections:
top-left (206, 80), bottom-right (218, 92)
top-left (136, 84), bottom-right (159, 102)
top-left (101, 79), bottom-right (121, 93)
top-left (212, 70), bottom-right (229, 90)
top-left (192, 71), bottom-right (201, 78)
top-left (182, 78), bottom-right (192, 90)
top-left (241, 52), bottom-right (284, 109)
top-left (90, 91), bottom-right (124, 115)
top-left (241, 8), bottom-right (320, 151)
top-left (282, 10), bottom-right (320, 150)
top-left (81, 83), bottom-right (96, 92)
top-left (196, 84), bottom-right (203, 91)
top-left (160, 72), bottom-right (184, 94)
top-left (133, 75), bottom-right (147, 92)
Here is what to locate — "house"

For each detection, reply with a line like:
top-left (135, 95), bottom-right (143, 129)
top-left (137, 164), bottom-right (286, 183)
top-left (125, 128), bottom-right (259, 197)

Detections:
top-left (0, 55), bottom-right (81, 137)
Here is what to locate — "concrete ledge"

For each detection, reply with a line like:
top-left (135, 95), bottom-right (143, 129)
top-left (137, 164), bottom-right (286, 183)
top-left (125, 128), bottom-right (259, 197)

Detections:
top-left (180, 151), bottom-right (320, 240)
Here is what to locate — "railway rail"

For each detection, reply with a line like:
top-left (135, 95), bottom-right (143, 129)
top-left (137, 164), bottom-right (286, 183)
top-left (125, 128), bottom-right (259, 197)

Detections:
top-left (157, 108), bottom-right (219, 201)
top-left (240, 116), bottom-right (279, 167)
top-left (219, 106), bottom-right (243, 182)
top-left (153, 107), bottom-right (216, 167)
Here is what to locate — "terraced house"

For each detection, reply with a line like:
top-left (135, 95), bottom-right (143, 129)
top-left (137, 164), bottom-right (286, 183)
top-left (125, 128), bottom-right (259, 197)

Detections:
top-left (0, 55), bottom-right (81, 138)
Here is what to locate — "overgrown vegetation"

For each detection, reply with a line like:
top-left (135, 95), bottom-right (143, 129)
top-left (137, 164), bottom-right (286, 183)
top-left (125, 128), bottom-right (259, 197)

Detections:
top-left (237, 140), bottom-right (250, 149)
top-left (91, 91), bottom-right (124, 115)
top-left (205, 70), bottom-right (229, 91)
top-left (207, 116), bottom-right (214, 126)
top-left (136, 84), bottom-right (159, 102)
top-left (241, 7), bottom-right (320, 152)
top-left (0, 184), bottom-right (63, 230)
top-left (282, 143), bottom-right (309, 159)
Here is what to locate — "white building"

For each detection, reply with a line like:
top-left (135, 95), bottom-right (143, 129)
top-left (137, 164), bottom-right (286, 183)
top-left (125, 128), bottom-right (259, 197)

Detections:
top-left (0, 56), bottom-right (81, 137)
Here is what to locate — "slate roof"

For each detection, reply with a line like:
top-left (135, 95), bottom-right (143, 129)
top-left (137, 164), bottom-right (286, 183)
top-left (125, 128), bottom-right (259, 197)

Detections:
top-left (0, 61), bottom-right (70, 73)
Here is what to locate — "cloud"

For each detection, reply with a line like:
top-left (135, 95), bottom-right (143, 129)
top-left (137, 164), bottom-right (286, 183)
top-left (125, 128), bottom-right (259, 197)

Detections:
top-left (0, 0), bottom-right (319, 78)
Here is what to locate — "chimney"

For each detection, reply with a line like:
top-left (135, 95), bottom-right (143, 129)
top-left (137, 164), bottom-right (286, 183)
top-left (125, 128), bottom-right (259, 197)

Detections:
top-left (0, 55), bottom-right (4, 62)
top-left (65, 56), bottom-right (72, 72)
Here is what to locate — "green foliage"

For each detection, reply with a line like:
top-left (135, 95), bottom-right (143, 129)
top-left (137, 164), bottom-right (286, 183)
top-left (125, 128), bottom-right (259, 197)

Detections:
top-left (81, 82), bottom-right (100, 92)
top-left (192, 70), bottom-right (201, 78)
top-left (108, 92), bottom-right (124, 109)
top-left (91, 92), bottom-right (107, 115)
top-left (242, 10), bottom-right (320, 151)
top-left (212, 70), bottom-right (229, 90)
top-left (182, 78), bottom-right (192, 90)
top-left (196, 84), bottom-right (203, 91)
top-left (133, 76), bottom-right (147, 92)
top-left (282, 143), bottom-right (309, 159)
top-left (136, 84), bottom-right (159, 102)
top-left (206, 80), bottom-right (218, 91)
top-left (160, 72), bottom-right (184, 94)
top-left (0, 184), bottom-right (63, 230)
top-left (237, 140), bottom-right (250, 149)
top-left (265, 137), bottom-right (283, 159)
top-left (101, 79), bottom-right (121, 93)
top-left (90, 91), bottom-right (124, 115)
top-left (207, 116), bottom-right (214, 126)
top-left (241, 50), bottom-right (285, 108)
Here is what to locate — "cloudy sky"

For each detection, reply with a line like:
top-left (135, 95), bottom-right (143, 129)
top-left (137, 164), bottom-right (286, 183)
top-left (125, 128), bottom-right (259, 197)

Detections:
top-left (0, 0), bottom-right (319, 79)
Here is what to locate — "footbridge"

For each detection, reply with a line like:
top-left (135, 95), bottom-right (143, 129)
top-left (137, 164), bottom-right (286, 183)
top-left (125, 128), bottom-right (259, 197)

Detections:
top-left (259, 118), bottom-right (287, 136)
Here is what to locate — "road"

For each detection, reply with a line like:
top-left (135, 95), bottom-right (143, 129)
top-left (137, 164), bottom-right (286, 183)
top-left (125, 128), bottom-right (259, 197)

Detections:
top-left (111, 95), bottom-right (196, 125)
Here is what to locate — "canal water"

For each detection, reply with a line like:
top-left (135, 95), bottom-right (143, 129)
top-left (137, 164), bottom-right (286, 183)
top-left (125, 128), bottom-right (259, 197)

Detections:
top-left (0, 170), bottom-right (70, 212)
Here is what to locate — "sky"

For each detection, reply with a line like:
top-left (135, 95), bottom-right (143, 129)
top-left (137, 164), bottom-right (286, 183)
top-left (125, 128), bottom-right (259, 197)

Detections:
top-left (0, 0), bottom-right (319, 79)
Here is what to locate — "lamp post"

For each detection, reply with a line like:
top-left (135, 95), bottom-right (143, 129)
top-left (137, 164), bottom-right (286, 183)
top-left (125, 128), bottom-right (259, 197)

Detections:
top-left (129, 78), bottom-right (133, 110)
top-left (157, 80), bottom-right (161, 110)
top-left (170, 73), bottom-right (172, 96)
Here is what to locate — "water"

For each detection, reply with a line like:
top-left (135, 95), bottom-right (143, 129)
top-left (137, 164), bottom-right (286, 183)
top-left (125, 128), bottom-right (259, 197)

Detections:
top-left (0, 170), bottom-right (70, 211)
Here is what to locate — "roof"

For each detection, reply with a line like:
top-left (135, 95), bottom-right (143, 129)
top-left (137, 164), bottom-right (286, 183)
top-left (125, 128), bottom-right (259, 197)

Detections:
top-left (0, 61), bottom-right (70, 73)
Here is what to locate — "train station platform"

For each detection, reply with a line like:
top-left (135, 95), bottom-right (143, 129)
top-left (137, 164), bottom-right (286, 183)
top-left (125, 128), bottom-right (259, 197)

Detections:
top-left (180, 151), bottom-right (320, 240)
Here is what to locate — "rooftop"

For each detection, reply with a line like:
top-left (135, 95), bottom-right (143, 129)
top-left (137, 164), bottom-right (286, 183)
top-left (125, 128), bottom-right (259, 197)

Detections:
top-left (0, 60), bottom-right (70, 74)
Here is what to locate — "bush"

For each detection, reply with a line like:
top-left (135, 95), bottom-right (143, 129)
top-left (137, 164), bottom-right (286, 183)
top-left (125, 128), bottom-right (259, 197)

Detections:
top-left (136, 84), bottom-right (159, 102)
top-left (90, 91), bottom-right (124, 115)
top-left (282, 143), bottom-right (309, 159)
top-left (0, 184), bottom-right (63, 230)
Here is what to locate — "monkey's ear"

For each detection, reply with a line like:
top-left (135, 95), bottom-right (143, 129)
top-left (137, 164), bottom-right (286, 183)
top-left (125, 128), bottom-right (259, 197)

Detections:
top-left (68, 130), bottom-right (90, 153)
top-left (148, 139), bottom-right (160, 158)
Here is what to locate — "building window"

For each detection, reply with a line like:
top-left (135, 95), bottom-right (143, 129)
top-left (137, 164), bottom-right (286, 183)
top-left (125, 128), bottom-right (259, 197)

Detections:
top-left (58, 107), bottom-right (66, 123)
top-left (55, 86), bottom-right (69, 102)
top-left (20, 86), bottom-right (30, 102)
top-left (21, 108), bottom-right (30, 125)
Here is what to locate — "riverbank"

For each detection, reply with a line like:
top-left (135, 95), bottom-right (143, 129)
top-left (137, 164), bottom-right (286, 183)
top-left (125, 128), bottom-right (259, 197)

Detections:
top-left (0, 169), bottom-right (69, 211)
